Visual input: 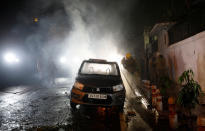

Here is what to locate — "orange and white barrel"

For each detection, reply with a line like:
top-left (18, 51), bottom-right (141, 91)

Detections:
top-left (142, 80), bottom-right (151, 89)
top-left (156, 94), bottom-right (163, 111)
top-left (168, 104), bottom-right (176, 115)
top-left (169, 113), bottom-right (178, 129)
top-left (168, 96), bottom-right (178, 129)
top-left (197, 116), bottom-right (205, 131)
top-left (168, 97), bottom-right (175, 105)
top-left (151, 85), bottom-right (157, 93)
top-left (145, 80), bottom-right (151, 89)
top-left (151, 85), bottom-right (157, 107)
top-left (168, 97), bottom-right (176, 115)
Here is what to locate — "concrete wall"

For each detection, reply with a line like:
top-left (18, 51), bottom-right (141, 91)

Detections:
top-left (162, 30), bottom-right (205, 93)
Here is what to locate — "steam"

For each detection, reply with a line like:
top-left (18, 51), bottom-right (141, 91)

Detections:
top-left (16, 0), bottom-right (137, 79)
top-left (59, 0), bottom-right (126, 74)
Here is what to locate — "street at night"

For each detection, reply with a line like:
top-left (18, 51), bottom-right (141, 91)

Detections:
top-left (0, 73), bottom-right (153, 131)
top-left (1, 0), bottom-right (205, 131)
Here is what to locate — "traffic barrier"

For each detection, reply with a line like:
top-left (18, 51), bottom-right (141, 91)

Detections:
top-left (168, 97), bottom-right (178, 129)
top-left (141, 80), bottom-right (152, 101)
top-left (168, 97), bottom-right (175, 105)
top-left (197, 116), bottom-right (205, 131)
top-left (142, 80), bottom-right (151, 89)
top-left (151, 85), bottom-right (157, 93)
top-left (169, 113), bottom-right (178, 129)
top-left (168, 97), bottom-right (176, 115)
top-left (155, 89), bottom-right (160, 95)
top-left (151, 85), bottom-right (157, 107)
top-left (156, 94), bottom-right (163, 111)
top-left (168, 104), bottom-right (176, 115)
top-left (145, 80), bottom-right (151, 89)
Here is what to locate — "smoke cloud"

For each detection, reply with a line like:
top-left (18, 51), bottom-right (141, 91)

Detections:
top-left (15, 0), bottom-right (141, 76)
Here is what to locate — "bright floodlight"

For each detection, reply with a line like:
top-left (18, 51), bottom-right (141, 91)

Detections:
top-left (107, 53), bottom-right (123, 64)
top-left (60, 56), bottom-right (67, 64)
top-left (4, 52), bottom-right (20, 64)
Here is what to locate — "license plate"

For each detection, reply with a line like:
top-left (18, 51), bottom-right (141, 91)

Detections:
top-left (88, 94), bottom-right (107, 99)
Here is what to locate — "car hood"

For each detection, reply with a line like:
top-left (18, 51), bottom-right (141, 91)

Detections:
top-left (76, 75), bottom-right (122, 87)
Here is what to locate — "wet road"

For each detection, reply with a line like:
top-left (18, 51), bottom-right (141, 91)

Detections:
top-left (0, 73), bottom-right (153, 131)
top-left (0, 78), bottom-right (122, 131)
top-left (0, 83), bottom-right (71, 130)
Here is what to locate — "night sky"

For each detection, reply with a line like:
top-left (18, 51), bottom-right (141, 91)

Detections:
top-left (0, 0), bottom-right (24, 35)
top-left (1, 0), bottom-right (204, 79)
top-left (0, 0), bottom-right (190, 56)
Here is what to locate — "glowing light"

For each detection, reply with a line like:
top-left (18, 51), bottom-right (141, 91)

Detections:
top-left (60, 56), bottom-right (67, 64)
top-left (135, 90), bottom-right (142, 97)
top-left (34, 17), bottom-right (39, 23)
top-left (106, 53), bottom-right (123, 64)
top-left (4, 52), bottom-right (20, 64)
top-left (73, 57), bottom-right (81, 64)
top-left (55, 77), bottom-right (69, 84)
top-left (141, 98), bottom-right (149, 109)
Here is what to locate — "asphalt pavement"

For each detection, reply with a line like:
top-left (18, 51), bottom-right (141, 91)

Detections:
top-left (0, 73), bottom-right (153, 131)
top-left (0, 78), bottom-right (122, 131)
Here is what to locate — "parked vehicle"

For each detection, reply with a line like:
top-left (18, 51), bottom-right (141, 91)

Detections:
top-left (70, 59), bottom-right (125, 110)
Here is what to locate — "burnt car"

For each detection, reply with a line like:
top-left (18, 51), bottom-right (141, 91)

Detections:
top-left (70, 59), bottom-right (125, 110)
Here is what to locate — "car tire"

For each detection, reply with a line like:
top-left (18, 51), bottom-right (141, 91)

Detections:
top-left (70, 101), bottom-right (77, 110)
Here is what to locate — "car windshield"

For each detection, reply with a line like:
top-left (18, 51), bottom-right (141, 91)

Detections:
top-left (80, 62), bottom-right (119, 76)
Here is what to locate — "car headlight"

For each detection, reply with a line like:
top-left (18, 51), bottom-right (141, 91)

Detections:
top-left (113, 84), bottom-right (124, 92)
top-left (59, 56), bottom-right (67, 64)
top-left (74, 81), bottom-right (84, 90)
top-left (4, 52), bottom-right (20, 64)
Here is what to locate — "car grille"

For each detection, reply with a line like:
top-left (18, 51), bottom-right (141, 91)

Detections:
top-left (83, 86), bottom-right (113, 93)
top-left (82, 94), bottom-right (112, 105)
